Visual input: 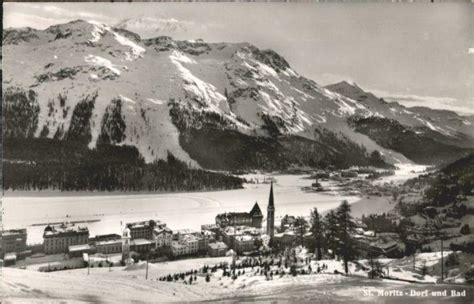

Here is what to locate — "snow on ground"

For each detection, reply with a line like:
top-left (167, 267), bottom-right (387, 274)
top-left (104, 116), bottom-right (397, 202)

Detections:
top-left (113, 32), bottom-right (145, 61)
top-left (373, 163), bottom-right (429, 185)
top-left (0, 263), bottom-right (351, 303)
top-left (84, 54), bottom-right (123, 75)
top-left (359, 251), bottom-right (455, 284)
top-left (5, 253), bottom-right (471, 303)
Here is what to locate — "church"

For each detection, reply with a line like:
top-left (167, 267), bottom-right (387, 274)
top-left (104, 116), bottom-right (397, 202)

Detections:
top-left (215, 202), bottom-right (263, 228)
top-left (215, 181), bottom-right (276, 237)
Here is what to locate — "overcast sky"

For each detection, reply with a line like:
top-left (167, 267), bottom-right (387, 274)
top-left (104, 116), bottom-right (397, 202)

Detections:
top-left (4, 2), bottom-right (473, 115)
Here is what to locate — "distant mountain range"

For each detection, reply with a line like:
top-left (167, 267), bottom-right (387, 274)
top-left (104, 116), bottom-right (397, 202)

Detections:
top-left (3, 20), bottom-right (473, 189)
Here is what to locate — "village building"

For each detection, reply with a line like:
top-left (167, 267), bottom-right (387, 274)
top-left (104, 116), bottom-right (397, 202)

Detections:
top-left (153, 225), bottom-right (173, 248)
top-left (95, 239), bottom-right (123, 255)
top-left (208, 241), bottom-right (228, 257)
top-left (234, 235), bottom-right (256, 253)
top-left (126, 220), bottom-right (164, 240)
top-left (220, 225), bottom-right (261, 254)
top-left (169, 228), bottom-right (216, 257)
top-left (273, 229), bottom-right (313, 249)
top-left (215, 202), bottom-right (263, 229)
top-left (91, 234), bottom-right (123, 255)
top-left (273, 230), bottom-right (297, 248)
top-left (68, 244), bottom-right (92, 258)
top-left (195, 233), bottom-right (210, 252)
top-left (130, 239), bottom-right (153, 254)
top-left (1, 229), bottom-right (28, 260)
top-left (3, 253), bottom-right (18, 267)
top-left (170, 233), bottom-right (200, 257)
top-left (354, 232), bottom-right (404, 258)
top-left (43, 223), bottom-right (89, 255)
top-left (280, 215), bottom-right (298, 232)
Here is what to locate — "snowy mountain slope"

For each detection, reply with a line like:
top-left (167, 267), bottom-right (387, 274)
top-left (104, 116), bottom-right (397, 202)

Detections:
top-left (3, 20), bottom-right (471, 169)
top-left (326, 81), bottom-right (474, 144)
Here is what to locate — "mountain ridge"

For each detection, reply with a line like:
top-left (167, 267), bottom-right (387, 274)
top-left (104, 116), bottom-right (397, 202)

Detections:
top-left (3, 20), bottom-right (473, 177)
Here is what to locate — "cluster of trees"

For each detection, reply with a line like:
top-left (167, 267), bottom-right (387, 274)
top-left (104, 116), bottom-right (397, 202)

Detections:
top-left (307, 201), bottom-right (358, 274)
top-left (158, 269), bottom-right (198, 283)
top-left (4, 138), bottom-right (243, 192)
top-left (424, 154), bottom-right (474, 207)
top-left (270, 201), bottom-right (360, 275)
top-left (3, 87), bottom-right (40, 138)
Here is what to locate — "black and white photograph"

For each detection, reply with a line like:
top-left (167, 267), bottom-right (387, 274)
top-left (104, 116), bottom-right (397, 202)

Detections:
top-left (1, 1), bottom-right (473, 303)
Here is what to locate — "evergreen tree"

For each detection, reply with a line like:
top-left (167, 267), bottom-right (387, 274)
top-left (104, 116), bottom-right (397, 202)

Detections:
top-left (310, 208), bottom-right (324, 260)
top-left (460, 224), bottom-right (470, 235)
top-left (295, 216), bottom-right (307, 246)
top-left (324, 210), bottom-right (337, 258)
top-left (335, 200), bottom-right (358, 275)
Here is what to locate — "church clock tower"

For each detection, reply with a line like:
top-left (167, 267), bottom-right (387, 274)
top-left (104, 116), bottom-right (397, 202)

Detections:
top-left (267, 181), bottom-right (275, 238)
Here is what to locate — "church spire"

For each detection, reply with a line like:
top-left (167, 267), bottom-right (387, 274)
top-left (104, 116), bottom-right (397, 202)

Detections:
top-left (268, 181), bottom-right (275, 210)
top-left (267, 181), bottom-right (275, 238)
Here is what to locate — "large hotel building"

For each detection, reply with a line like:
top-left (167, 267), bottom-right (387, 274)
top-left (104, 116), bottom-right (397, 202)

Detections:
top-left (43, 223), bottom-right (89, 255)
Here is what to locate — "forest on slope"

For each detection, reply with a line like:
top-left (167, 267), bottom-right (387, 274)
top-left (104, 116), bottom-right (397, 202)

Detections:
top-left (3, 138), bottom-right (243, 192)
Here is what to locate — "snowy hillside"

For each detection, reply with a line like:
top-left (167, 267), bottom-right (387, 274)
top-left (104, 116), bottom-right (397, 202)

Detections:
top-left (3, 20), bottom-right (472, 169)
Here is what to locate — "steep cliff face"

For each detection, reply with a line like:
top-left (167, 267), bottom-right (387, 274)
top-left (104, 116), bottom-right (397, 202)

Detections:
top-left (3, 19), bottom-right (472, 171)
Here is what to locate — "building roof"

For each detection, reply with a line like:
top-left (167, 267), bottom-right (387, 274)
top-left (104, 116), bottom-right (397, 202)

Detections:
top-left (235, 235), bottom-right (254, 242)
top-left (208, 242), bottom-right (228, 250)
top-left (44, 223), bottom-right (89, 238)
top-left (68, 244), bottom-right (91, 252)
top-left (90, 234), bottom-right (122, 242)
top-left (173, 228), bottom-right (197, 235)
top-left (131, 239), bottom-right (153, 246)
top-left (4, 253), bottom-right (17, 261)
top-left (2, 229), bottom-right (27, 237)
top-left (96, 239), bottom-right (123, 246)
top-left (171, 241), bottom-right (186, 249)
top-left (249, 202), bottom-right (263, 217)
top-left (126, 219), bottom-right (164, 230)
top-left (154, 227), bottom-right (172, 235)
top-left (216, 212), bottom-right (250, 222)
top-left (223, 225), bottom-right (261, 237)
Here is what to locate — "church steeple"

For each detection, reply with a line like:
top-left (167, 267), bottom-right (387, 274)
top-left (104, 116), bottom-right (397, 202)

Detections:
top-left (268, 181), bottom-right (274, 210)
top-left (267, 181), bottom-right (275, 238)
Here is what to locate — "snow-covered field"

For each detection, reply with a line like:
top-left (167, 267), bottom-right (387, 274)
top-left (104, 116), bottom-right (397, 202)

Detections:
top-left (2, 254), bottom-right (472, 303)
top-left (3, 175), bottom-right (359, 244)
top-left (0, 264), bottom-right (348, 303)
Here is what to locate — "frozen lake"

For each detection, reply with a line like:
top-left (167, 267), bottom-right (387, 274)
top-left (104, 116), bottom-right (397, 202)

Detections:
top-left (3, 163), bottom-right (427, 245)
top-left (3, 174), bottom-right (359, 245)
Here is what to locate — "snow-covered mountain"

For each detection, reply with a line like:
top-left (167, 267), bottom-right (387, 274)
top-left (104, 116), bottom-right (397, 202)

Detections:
top-left (3, 20), bottom-right (473, 169)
